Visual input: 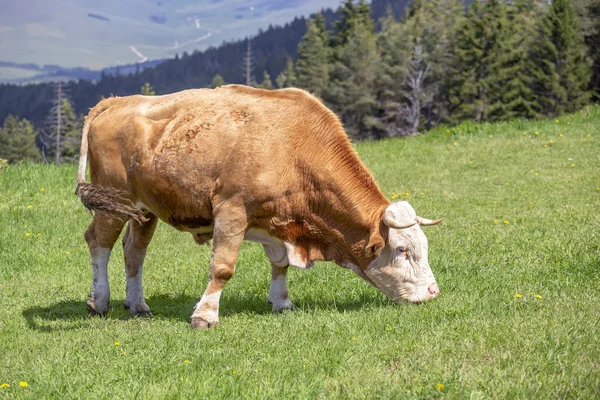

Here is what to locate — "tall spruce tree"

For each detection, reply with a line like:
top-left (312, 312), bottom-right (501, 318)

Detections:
top-left (39, 99), bottom-right (82, 163)
top-left (531, 0), bottom-right (591, 115)
top-left (275, 59), bottom-right (297, 88)
top-left (295, 14), bottom-right (330, 97)
top-left (584, 0), bottom-right (600, 100)
top-left (327, 18), bottom-right (381, 139)
top-left (0, 115), bottom-right (40, 164)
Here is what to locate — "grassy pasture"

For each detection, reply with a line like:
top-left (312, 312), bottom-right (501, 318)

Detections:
top-left (1, 107), bottom-right (599, 398)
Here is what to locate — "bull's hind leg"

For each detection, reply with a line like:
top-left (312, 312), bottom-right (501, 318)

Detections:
top-left (84, 215), bottom-right (127, 315)
top-left (122, 213), bottom-right (158, 317)
top-left (191, 209), bottom-right (247, 329)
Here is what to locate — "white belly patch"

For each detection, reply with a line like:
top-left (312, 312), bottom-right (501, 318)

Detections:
top-left (244, 228), bottom-right (310, 269)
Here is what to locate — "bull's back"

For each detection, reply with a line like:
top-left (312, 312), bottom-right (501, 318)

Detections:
top-left (87, 86), bottom-right (318, 227)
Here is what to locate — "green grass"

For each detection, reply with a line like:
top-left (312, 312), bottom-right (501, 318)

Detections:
top-left (1, 107), bottom-right (599, 398)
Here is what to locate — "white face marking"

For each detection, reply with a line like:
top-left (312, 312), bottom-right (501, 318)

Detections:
top-left (361, 202), bottom-right (438, 303)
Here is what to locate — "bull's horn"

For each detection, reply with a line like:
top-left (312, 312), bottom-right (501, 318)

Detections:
top-left (384, 212), bottom-right (418, 229)
top-left (416, 217), bottom-right (442, 226)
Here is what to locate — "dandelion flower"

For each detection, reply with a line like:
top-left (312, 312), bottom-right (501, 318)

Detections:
top-left (232, 370), bottom-right (237, 375)
top-left (555, 120), bottom-right (559, 123)
top-left (446, 130), bottom-right (450, 133)
top-left (114, 341), bottom-right (120, 346)
top-left (549, 140), bottom-right (553, 143)
top-left (19, 382), bottom-right (28, 388)
top-left (536, 294), bottom-right (542, 299)
top-left (559, 133), bottom-right (564, 137)
top-left (504, 220), bottom-right (509, 225)
top-left (515, 293), bottom-right (521, 298)
top-left (184, 360), bottom-right (190, 363)
top-left (493, 220), bottom-right (499, 224)
top-left (523, 131), bottom-right (527, 135)
top-left (535, 131), bottom-right (539, 135)
top-left (27, 205), bottom-right (32, 209)
top-left (437, 383), bottom-right (445, 391)
top-left (420, 386), bottom-right (424, 391)
top-left (492, 260), bottom-right (497, 263)
top-left (386, 327), bottom-right (393, 332)
top-left (351, 337), bottom-right (357, 341)
top-left (535, 173), bottom-right (539, 176)
top-left (469, 161), bottom-right (473, 165)
top-left (571, 164), bottom-right (575, 167)
top-left (453, 142), bottom-right (458, 146)
top-left (543, 144), bottom-right (548, 148)
top-left (65, 251), bottom-right (70, 255)
top-left (36, 233), bottom-right (41, 237)
top-left (567, 121), bottom-right (570, 125)
top-left (25, 232), bottom-right (31, 237)
top-left (0, 383), bottom-right (10, 389)
top-left (40, 188), bottom-right (44, 192)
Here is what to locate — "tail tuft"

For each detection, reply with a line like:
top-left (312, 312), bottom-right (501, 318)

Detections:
top-left (76, 182), bottom-right (148, 224)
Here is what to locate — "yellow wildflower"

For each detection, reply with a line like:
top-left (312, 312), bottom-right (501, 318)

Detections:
top-left (437, 383), bottom-right (445, 391)
top-left (25, 232), bottom-right (31, 237)
top-left (535, 131), bottom-right (539, 135)
top-left (492, 260), bottom-right (497, 263)
top-left (19, 382), bottom-right (28, 388)
top-left (515, 293), bottom-right (521, 298)
top-left (453, 142), bottom-right (457, 146)
top-left (0, 383), bottom-right (10, 388)
top-left (27, 205), bottom-right (32, 209)
top-left (504, 220), bottom-right (509, 225)
top-left (351, 337), bottom-right (357, 341)
top-left (559, 133), bottom-right (564, 137)
top-left (571, 164), bottom-right (575, 167)
top-left (543, 144), bottom-right (548, 148)
top-left (535, 173), bottom-right (539, 176)
top-left (232, 370), bottom-right (237, 375)
top-left (555, 120), bottom-right (559, 123)
top-left (114, 341), bottom-right (120, 346)
top-left (536, 294), bottom-right (542, 299)
top-left (446, 129), bottom-right (450, 133)
top-left (548, 140), bottom-right (553, 143)
top-left (386, 327), bottom-right (393, 332)
top-left (567, 121), bottom-right (570, 125)
top-left (523, 131), bottom-right (527, 135)
top-left (40, 188), bottom-right (44, 192)
top-left (420, 386), bottom-right (424, 391)
top-left (36, 233), bottom-right (41, 237)
top-left (468, 161), bottom-right (473, 165)
top-left (184, 360), bottom-right (190, 363)
top-left (65, 251), bottom-right (70, 255)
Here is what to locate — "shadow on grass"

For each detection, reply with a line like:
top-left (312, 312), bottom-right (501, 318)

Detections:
top-left (22, 291), bottom-right (387, 332)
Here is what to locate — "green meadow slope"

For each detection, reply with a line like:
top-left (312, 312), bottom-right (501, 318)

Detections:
top-left (0, 107), bottom-right (599, 398)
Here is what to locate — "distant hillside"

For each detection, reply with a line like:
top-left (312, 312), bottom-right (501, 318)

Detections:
top-left (0, 0), bottom-right (405, 128)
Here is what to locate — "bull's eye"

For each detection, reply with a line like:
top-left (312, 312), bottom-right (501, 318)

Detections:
top-left (397, 247), bottom-right (409, 255)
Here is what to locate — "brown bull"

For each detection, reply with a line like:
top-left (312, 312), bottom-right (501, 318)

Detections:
top-left (76, 85), bottom-right (441, 328)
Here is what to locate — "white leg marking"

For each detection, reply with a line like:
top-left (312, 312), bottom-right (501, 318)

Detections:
top-left (269, 274), bottom-right (294, 312)
top-left (89, 247), bottom-right (111, 314)
top-left (125, 265), bottom-right (152, 316)
top-left (192, 289), bottom-right (222, 324)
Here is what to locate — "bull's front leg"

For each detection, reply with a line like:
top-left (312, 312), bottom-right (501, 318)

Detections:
top-left (191, 210), bottom-right (246, 329)
top-left (269, 265), bottom-right (294, 312)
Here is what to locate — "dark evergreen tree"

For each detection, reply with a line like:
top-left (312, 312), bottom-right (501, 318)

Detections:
top-left (276, 59), bottom-right (297, 88)
top-left (140, 82), bottom-right (156, 95)
top-left (583, 0), bottom-right (600, 100)
top-left (531, 0), bottom-right (591, 115)
top-left (0, 115), bottom-right (40, 164)
top-left (211, 74), bottom-right (225, 88)
top-left (39, 99), bottom-right (82, 163)
top-left (257, 71), bottom-right (274, 89)
top-left (295, 14), bottom-right (330, 97)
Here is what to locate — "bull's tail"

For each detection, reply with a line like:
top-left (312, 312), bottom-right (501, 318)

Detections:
top-left (75, 104), bottom-right (148, 223)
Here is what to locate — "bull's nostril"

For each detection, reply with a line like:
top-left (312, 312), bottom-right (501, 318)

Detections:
top-left (428, 283), bottom-right (440, 297)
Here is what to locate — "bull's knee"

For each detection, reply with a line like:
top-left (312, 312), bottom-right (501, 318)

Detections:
top-left (210, 263), bottom-right (235, 282)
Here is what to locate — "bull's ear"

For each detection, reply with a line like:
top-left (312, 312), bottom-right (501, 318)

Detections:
top-left (366, 233), bottom-right (385, 257)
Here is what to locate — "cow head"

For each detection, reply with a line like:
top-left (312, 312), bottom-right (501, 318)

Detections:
top-left (357, 201), bottom-right (441, 303)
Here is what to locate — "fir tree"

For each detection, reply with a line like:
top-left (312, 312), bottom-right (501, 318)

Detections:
top-left (211, 74), bottom-right (225, 88)
top-left (257, 71), bottom-right (274, 89)
top-left (531, 0), bottom-right (591, 115)
top-left (327, 18), bottom-right (381, 139)
top-left (276, 59), bottom-right (296, 88)
top-left (585, 0), bottom-right (600, 99)
top-left (39, 99), bottom-right (82, 163)
top-left (295, 14), bottom-right (330, 97)
top-left (141, 82), bottom-right (156, 95)
top-left (0, 115), bottom-right (40, 164)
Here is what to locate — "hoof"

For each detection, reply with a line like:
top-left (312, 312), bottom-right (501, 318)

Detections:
top-left (132, 310), bottom-right (153, 318)
top-left (272, 302), bottom-right (294, 313)
top-left (127, 303), bottom-right (153, 318)
top-left (87, 299), bottom-right (109, 316)
top-left (191, 317), bottom-right (219, 329)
